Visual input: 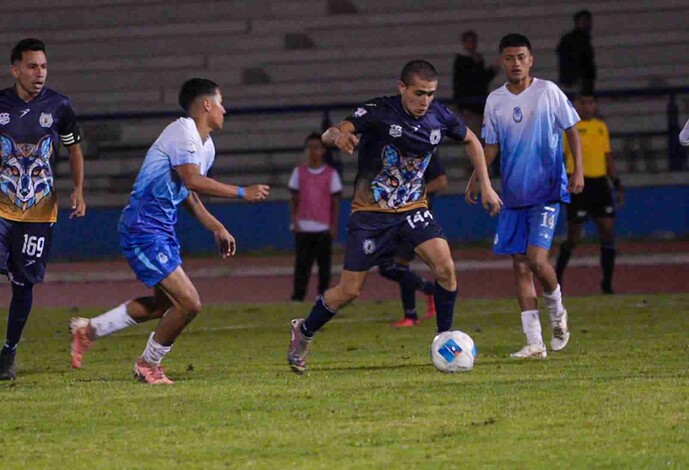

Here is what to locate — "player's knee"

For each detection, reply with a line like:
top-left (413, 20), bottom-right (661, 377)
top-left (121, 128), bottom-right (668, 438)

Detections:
top-left (181, 296), bottom-right (202, 317)
top-left (433, 258), bottom-right (455, 285)
top-left (526, 256), bottom-right (548, 276)
top-left (512, 258), bottom-right (531, 277)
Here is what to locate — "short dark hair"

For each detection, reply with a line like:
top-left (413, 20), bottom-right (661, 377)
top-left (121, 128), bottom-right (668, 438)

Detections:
top-left (499, 33), bottom-right (532, 53)
top-left (304, 132), bottom-right (323, 145)
top-left (400, 60), bottom-right (437, 85)
top-left (178, 78), bottom-right (219, 112)
top-left (11, 38), bottom-right (46, 64)
top-left (461, 30), bottom-right (477, 42)
top-left (574, 10), bottom-right (592, 22)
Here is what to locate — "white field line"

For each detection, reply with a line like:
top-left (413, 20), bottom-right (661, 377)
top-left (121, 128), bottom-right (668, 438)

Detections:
top-left (26, 252), bottom-right (689, 284)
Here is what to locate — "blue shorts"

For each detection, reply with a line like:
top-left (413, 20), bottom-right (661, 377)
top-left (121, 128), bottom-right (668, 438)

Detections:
top-left (0, 217), bottom-right (53, 285)
top-left (120, 231), bottom-right (182, 288)
top-left (493, 203), bottom-right (560, 255)
top-left (344, 208), bottom-right (445, 272)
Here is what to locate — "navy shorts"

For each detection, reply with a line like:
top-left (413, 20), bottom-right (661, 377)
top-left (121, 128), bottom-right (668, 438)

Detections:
top-left (344, 208), bottom-right (445, 272)
top-left (120, 231), bottom-right (182, 288)
top-left (0, 217), bottom-right (54, 285)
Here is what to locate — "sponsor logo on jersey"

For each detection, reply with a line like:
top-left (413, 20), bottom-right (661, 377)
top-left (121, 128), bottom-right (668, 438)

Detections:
top-left (39, 112), bottom-right (53, 128)
top-left (353, 107), bottom-right (367, 118)
top-left (429, 129), bottom-right (441, 144)
top-left (389, 124), bottom-right (402, 138)
top-left (0, 113), bottom-right (9, 125)
top-left (157, 252), bottom-right (169, 264)
top-left (19, 109), bottom-right (30, 118)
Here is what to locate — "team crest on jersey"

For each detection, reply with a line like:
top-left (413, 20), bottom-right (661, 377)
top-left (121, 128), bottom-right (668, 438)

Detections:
top-left (429, 129), bottom-right (441, 144)
top-left (0, 113), bottom-right (9, 126)
top-left (0, 134), bottom-right (54, 212)
top-left (512, 107), bottom-right (523, 123)
top-left (362, 238), bottom-right (376, 255)
top-left (389, 124), bottom-right (402, 138)
top-left (39, 112), bottom-right (53, 128)
top-left (353, 107), bottom-right (367, 118)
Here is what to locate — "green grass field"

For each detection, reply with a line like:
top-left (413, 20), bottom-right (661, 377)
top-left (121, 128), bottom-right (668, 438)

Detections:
top-left (1, 294), bottom-right (688, 469)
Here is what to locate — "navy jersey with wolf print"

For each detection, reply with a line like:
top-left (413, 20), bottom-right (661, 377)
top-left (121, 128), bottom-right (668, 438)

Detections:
top-left (345, 95), bottom-right (466, 213)
top-left (0, 86), bottom-right (80, 222)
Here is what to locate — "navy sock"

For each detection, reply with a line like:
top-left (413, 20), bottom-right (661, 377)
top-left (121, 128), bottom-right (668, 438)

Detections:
top-left (434, 281), bottom-right (457, 332)
top-left (601, 244), bottom-right (616, 289)
top-left (302, 296), bottom-right (337, 336)
top-left (4, 282), bottom-right (34, 352)
top-left (420, 280), bottom-right (434, 295)
top-left (400, 282), bottom-right (417, 318)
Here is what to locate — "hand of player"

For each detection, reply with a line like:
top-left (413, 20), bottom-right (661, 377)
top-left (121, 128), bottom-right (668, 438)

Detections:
top-left (214, 227), bottom-right (236, 258)
top-left (464, 172), bottom-right (479, 205)
top-left (481, 184), bottom-right (503, 216)
top-left (244, 184), bottom-right (270, 202)
top-left (70, 187), bottom-right (86, 218)
top-left (334, 132), bottom-right (359, 154)
top-left (568, 170), bottom-right (584, 194)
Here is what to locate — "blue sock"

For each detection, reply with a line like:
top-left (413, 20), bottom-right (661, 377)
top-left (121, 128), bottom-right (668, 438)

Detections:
top-left (4, 282), bottom-right (34, 353)
top-left (434, 281), bottom-right (457, 332)
top-left (302, 296), bottom-right (337, 336)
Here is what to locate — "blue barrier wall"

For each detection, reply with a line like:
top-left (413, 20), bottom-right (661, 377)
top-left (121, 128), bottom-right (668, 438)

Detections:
top-left (51, 185), bottom-right (689, 260)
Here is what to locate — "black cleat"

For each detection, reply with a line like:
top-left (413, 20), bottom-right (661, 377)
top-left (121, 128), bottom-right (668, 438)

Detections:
top-left (0, 348), bottom-right (17, 381)
top-left (601, 282), bottom-right (615, 295)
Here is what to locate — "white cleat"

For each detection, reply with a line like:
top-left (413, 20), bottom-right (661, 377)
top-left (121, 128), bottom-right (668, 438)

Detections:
top-left (510, 343), bottom-right (547, 359)
top-left (550, 309), bottom-right (570, 352)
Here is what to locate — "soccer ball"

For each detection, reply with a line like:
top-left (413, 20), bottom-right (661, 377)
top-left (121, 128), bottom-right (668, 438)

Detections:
top-left (430, 330), bottom-right (477, 373)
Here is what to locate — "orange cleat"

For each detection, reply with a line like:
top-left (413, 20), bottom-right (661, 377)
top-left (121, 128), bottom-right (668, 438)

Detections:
top-left (392, 317), bottom-right (421, 328)
top-left (70, 317), bottom-right (96, 369)
top-left (424, 294), bottom-right (436, 320)
top-left (133, 358), bottom-right (174, 385)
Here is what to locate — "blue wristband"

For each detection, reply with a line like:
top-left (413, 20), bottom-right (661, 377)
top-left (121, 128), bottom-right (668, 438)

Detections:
top-left (237, 187), bottom-right (245, 199)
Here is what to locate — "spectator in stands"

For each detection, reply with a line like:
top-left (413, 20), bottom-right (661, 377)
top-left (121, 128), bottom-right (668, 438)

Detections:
top-left (452, 30), bottom-right (497, 136)
top-left (288, 133), bottom-right (343, 302)
top-left (557, 10), bottom-right (596, 94)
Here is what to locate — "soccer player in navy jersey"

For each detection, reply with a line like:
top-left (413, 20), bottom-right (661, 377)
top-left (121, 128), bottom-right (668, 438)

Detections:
top-left (0, 39), bottom-right (86, 380)
top-left (287, 60), bottom-right (502, 374)
top-left (379, 151), bottom-right (447, 327)
top-left (466, 34), bottom-right (584, 358)
top-left (70, 79), bottom-right (269, 384)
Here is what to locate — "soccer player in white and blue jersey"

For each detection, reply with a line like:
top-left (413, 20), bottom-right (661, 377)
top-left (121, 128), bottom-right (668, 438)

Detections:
top-left (466, 34), bottom-right (584, 358)
top-left (69, 79), bottom-right (269, 384)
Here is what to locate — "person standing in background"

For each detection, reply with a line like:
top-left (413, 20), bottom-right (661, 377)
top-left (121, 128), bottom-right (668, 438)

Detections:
top-left (557, 10), bottom-right (596, 94)
top-left (452, 30), bottom-right (497, 137)
top-left (288, 133), bottom-right (343, 302)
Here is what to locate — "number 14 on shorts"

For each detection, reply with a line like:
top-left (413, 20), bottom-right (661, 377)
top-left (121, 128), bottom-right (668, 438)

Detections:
top-left (406, 210), bottom-right (433, 229)
top-left (540, 208), bottom-right (556, 230)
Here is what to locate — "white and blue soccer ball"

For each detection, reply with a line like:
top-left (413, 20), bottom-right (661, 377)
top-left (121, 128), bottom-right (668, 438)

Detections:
top-left (430, 330), bottom-right (477, 373)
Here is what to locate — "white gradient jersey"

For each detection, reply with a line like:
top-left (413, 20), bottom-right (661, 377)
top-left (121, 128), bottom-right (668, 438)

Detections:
top-left (482, 78), bottom-right (580, 208)
top-left (119, 117), bottom-right (215, 237)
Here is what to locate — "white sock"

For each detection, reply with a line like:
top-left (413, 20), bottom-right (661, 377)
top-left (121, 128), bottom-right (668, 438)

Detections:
top-left (140, 332), bottom-right (172, 366)
top-left (90, 302), bottom-right (137, 338)
top-left (521, 310), bottom-right (544, 347)
top-left (543, 284), bottom-right (565, 322)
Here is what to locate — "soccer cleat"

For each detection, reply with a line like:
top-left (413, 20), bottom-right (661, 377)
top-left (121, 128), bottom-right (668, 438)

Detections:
top-left (288, 318), bottom-right (312, 375)
top-left (0, 348), bottom-right (16, 381)
top-left (424, 294), bottom-right (436, 320)
top-left (70, 317), bottom-right (96, 369)
top-left (601, 282), bottom-right (615, 295)
top-left (392, 317), bottom-right (420, 328)
top-left (550, 309), bottom-right (571, 352)
top-left (510, 343), bottom-right (547, 359)
top-left (133, 358), bottom-right (174, 385)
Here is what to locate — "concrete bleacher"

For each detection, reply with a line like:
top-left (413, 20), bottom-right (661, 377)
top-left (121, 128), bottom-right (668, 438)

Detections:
top-left (1, 0), bottom-right (686, 206)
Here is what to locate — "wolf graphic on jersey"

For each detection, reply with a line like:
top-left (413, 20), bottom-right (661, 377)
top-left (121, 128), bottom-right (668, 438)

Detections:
top-left (0, 133), bottom-right (54, 212)
top-left (371, 145), bottom-right (431, 209)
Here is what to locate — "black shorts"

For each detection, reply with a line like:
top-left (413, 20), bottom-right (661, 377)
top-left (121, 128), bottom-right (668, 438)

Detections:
top-left (344, 209), bottom-right (445, 272)
top-left (0, 217), bottom-right (53, 285)
top-left (566, 176), bottom-right (615, 223)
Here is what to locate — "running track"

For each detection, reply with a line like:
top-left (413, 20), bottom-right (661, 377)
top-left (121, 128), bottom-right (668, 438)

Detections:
top-left (2, 241), bottom-right (687, 309)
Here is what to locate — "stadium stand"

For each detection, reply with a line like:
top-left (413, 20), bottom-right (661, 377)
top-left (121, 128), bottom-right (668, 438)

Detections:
top-left (0, 0), bottom-right (686, 206)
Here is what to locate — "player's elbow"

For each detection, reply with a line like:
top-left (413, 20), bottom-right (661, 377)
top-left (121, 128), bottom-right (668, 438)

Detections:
top-left (182, 174), bottom-right (203, 192)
